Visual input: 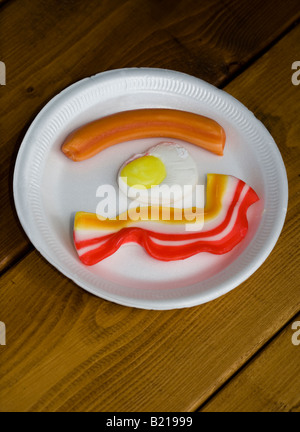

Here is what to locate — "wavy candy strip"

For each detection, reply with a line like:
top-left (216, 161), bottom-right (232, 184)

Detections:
top-left (73, 174), bottom-right (259, 265)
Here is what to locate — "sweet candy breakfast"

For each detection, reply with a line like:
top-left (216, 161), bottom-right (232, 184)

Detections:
top-left (62, 109), bottom-right (259, 265)
top-left (61, 108), bottom-right (226, 161)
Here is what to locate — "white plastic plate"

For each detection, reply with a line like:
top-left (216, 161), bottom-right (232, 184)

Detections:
top-left (13, 68), bottom-right (288, 310)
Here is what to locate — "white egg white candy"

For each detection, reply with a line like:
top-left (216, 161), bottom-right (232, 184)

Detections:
top-left (117, 142), bottom-right (199, 206)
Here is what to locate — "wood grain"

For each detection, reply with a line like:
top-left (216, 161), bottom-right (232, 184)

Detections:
top-left (0, 23), bottom-right (300, 411)
top-left (1, 0), bottom-right (300, 272)
top-left (201, 316), bottom-right (300, 412)
top-left (0, 240), bottom-right (299, 412)
top-left (0, 3), bottom-right (300, 412)
top-left (0, 0), bottom-right (12, 7)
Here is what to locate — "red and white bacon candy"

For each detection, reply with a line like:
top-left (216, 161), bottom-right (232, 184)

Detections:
top-left (74, 174), bottom-right (259, 264)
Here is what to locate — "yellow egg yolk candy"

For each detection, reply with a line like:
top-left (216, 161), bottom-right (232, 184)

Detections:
top-left (120, 155), bottom-right (167, 189)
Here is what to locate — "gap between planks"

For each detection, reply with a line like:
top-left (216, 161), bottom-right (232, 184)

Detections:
top-left (219, 16), bottom-right (300, 89)
top-left (196, 310), bottom-right (300, 412)
top-left (1, 18), bottom-right (300, 279)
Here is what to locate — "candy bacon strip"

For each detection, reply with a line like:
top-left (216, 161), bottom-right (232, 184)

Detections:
top-left (73, 174), bottom-right (259, 264)
top-left (62, 109), bottom-right (226, 161)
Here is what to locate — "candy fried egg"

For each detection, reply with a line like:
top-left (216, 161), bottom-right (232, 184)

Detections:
top-left (117, 143), bottom-right (198, 205)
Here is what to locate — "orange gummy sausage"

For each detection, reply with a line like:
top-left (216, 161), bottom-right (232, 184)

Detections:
top-left (62, 109), bottom-right (226, 161)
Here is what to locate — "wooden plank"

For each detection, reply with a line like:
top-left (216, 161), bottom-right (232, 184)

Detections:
top-left (0, 0), bottom-right (12, 6)
top-left (1, 0), bottom-right (300, 273)
top-left (0, 24), bottom-right (300, 411)
top-left (0, 9), bottom-right (300, 413)
top-left (201, 316), bottom-right (300, 412)
top-left (0, 245), bottom-right (299, 412)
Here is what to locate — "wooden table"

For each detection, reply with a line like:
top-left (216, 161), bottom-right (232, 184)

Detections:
top-left (0, 0), bottom-right (299, 412)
